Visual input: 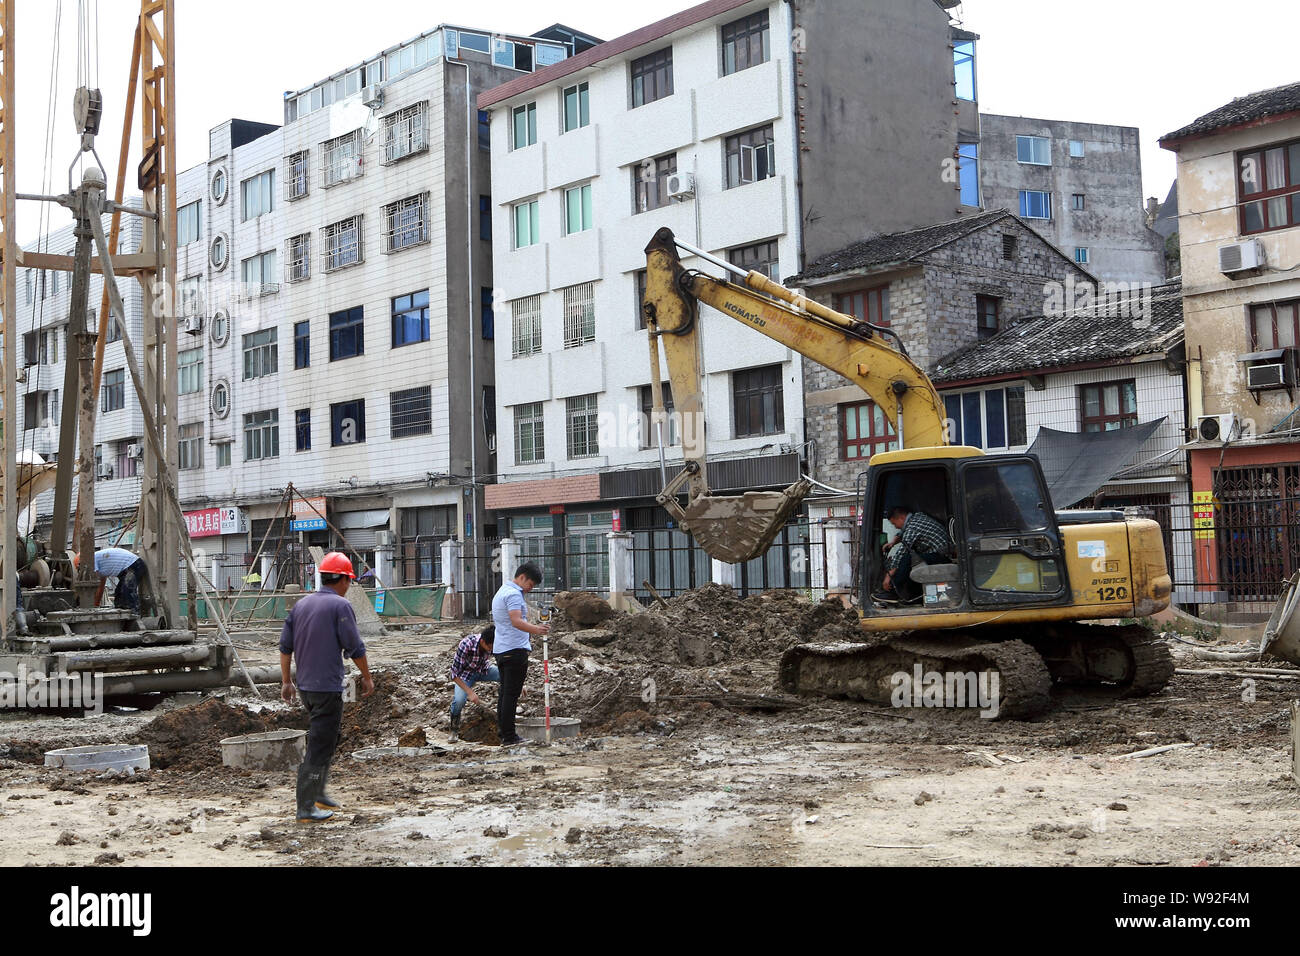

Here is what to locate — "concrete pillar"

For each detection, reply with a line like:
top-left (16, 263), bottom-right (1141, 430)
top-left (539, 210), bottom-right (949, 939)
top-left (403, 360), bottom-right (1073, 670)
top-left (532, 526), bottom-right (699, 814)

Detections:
top-left (441, 538), bottom-right (463, 620)
top-left (607, 531), bottom-right (635, 611)
top-left (375, 541), bottom-right (395, 591)
top-left (823, 518), bottom-right (855, 596)
top-left (711, 558), bottom-right (739, 589)
top-left (499, 538), bottom-right (520, 588)
top-left (260, 553), bottom-right (276, 592)
top-left (209, 553), bottom-right (223, 593)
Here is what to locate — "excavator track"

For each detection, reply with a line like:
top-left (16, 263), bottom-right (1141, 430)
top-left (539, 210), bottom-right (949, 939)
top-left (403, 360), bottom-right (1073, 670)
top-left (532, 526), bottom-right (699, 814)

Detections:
top-left (1030, 621), bottom-right (1175, 698)
top-left (778, 636), bottom-right (1053, 719)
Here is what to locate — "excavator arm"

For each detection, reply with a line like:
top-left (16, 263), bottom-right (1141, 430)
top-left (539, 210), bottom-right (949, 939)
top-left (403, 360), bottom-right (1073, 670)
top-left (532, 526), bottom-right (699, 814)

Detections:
top-left (643, 227), bottom-right (948, 563)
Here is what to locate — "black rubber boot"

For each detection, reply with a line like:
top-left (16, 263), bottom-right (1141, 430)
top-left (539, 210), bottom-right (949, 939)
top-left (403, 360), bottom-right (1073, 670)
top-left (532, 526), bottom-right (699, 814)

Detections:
top-left (448, 711), bottom-right (460, 743)
top-left (315, 763), bottom-right (341, 811)
top-left (296, 764), bottom-right (333, 822)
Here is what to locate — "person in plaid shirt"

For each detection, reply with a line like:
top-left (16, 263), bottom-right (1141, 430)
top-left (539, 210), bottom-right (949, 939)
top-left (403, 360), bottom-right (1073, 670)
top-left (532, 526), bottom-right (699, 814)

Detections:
top-left (876, 506), bottom-right (951, 604)
top-left (448, 626), bottom-right (498, 741)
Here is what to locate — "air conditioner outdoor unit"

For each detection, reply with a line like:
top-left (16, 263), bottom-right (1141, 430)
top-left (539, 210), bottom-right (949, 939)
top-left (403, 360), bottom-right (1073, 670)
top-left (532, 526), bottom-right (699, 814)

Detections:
top-left (1247, 362), bottom-right (1290, 390)
top-left (375, 531), bottom-right (394, 548)
top-left (1219, 239), bottom-right (1265, 274)
top-left (126, 443), bottom-right (144, 461)
top-left (361, 84), bottom-right (384, 108)
top-left (666, 172), bottom-right (695, 201)
top-left (184, 314), bottom-right (204, 335)
top-left (1197, 413), bottom-right (1241, 443)
top-left (96, 463), bottom-right (113, 480)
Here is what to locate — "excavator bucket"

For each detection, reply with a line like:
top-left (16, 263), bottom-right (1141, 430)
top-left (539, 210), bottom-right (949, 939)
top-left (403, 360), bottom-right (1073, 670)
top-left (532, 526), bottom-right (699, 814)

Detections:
top-left (680, 479), bottom-right (813, 564)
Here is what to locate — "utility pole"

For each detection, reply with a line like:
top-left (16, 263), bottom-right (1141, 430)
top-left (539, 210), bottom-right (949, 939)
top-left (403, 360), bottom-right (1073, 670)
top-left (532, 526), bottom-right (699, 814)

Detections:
top-left (0, 0), bottom-right (16, 638)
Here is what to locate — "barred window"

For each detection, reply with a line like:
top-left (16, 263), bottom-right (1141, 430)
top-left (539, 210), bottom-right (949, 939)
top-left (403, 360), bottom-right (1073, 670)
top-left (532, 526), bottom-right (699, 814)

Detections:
top-left (514, 402), bottom-right (545, 464)
top-left (511, 295), bottom-right (542, 357)
top-left (562, 282), bottom-right (596, 347)
top-left (384, 193), bottom-right (429, 253)
top-left (286, 233), bottom-right (310, 282)
top-left (322, 216), bottom-right (363, 271)
top-left (243, 409), bottom-right (279, 461)
top-left (391, 386), bottom-right (432, 439)
top-left (566, 394), bottom-right (599, 459)
top-left (285, 151), bottom-right (309, 200)
top-left (383, 101), bottom-right (428, 164)
top-left (178, 422), bottom-right (204, 471)
top-left (242, 328), bottom-right (278, 381)
top-left (322, 130), bottom-right (363, 187)
top-left (178, 347), bottom-right (204, 394)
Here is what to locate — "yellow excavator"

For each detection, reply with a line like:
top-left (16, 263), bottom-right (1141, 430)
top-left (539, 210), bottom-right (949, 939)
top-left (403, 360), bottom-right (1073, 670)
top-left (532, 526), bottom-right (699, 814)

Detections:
top-left (643, 227), bottom-right (1174, 717)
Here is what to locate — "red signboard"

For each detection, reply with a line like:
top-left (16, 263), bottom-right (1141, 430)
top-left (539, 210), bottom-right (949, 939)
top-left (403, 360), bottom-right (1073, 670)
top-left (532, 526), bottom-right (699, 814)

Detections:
top-left (184, 508), bottom-right (222, 539)
top-left (549, 505), bottom-right (566, 515)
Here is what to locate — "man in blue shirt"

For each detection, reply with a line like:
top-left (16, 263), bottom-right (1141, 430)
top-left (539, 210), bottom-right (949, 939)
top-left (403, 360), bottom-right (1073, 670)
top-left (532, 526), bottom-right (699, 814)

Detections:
top-left (491, 562), bottom-right (548, 746)
top-left (76, 547), bottom-right (156, 616)
top-left (279, 552), bottom-right (374, 822)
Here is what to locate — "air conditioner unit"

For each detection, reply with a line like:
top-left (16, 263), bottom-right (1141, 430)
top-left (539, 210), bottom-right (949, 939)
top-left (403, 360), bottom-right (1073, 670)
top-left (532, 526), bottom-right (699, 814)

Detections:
top-left (183, 314), bottom-right (204, 335)
top-left (361, 84), bottom-right (384, 108)
top-left (375, 530), bottom-right (394, 548)
top-left (1197, 413), bottom-right (1241, 443)
top-left (1247, 361), bottom-right (1291, 390)
top-left (96, 463), bottom-right (113, 480)
top-left (1219, 239), bottom-right (1265, 274)
top-left (666, 172), bottom-right (695, 201)
top-left (126, 443), bottom-right (144, 461)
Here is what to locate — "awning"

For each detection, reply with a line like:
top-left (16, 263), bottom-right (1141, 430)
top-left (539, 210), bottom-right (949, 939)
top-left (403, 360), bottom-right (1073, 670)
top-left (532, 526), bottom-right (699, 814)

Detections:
top-left (334, 509), bottom-right (390, 530)
top-left (1026, 418), bottom-right (1167, 507)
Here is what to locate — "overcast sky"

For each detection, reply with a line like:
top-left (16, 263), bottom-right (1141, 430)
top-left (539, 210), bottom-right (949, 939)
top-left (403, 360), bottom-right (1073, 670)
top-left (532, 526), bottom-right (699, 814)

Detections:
top-left (12, 0), bottom-right (1297, 244)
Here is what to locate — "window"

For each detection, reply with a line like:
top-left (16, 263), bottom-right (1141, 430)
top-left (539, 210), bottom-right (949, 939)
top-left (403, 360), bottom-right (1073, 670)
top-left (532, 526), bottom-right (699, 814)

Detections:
top-left (382, 102), bottom-right (428, 163)
top-left (244, 409), bottom-right (280, 461)
top-left (241, 250), bottom-right (278, 295)
top-left (512, 295), bottom-right (542, 357)
top-left (631, 47), bottom-right (673, 108)
top-left (634, 269), bottom-right (648, 330)
top-left (733, 364), bottom-right (784, 437)
top-left (730, 239), bottom-right (780, 282)
top-left (211, 381), bottom-right (229, 418)
top-left (106, 314), bottom-right (122, 344)
top-left (564, 184), bottom-right (593, 235)
top-left (513, 200), bottom-right (540, 249)
top-left (1019, 190), bottom-right (1052, 220)
top-left (384, 193), bottom-right (430, 252)
top-left (240, 170), bottom-right (274, 220)
top-left (563, 82), bottom-right (589, 132)
top-left (959, 143), bottom-right (980, 207)
top-left (322, 130), bottom-right (363, 186)
top-left (1002, 234), bottom-right (1018, 259)
top-left (399, 505), bottom-right (457, 584)
top-left (639, 384), bottom-right (678, 448)
top-left (22, 332), bottom-right (41, 367)
top-left (634, 153), bottom-right (677, 214)
top-left (1072, 193), bottom-right (1086, 211)
top-left (215, 443), bottom-right (231, 469)
top-left (295, 409), bottom-right (311, 452)
top-left (1238, 139), bottom-right (1300, 234)
top-left (115, 442), bottom-right (139, 481)
top-left (976, 295), bottom-right (1000, 339)
top-left (330, 400), bottom-right (366, 446)
top-left (209, 235), bottom-right (228, 270)
top-left (285, 151), bottom-right (309, 200)
top-left (566, 394), bottom-right (599, 459)
top-left (722, 10), bottom-right (769, 76)
top-left (102, 369), bottom-right (125, 412)
top-left (178, 423), bottom-right (203, 471)
top-left (294, 321), bottom-right (310, 369)
top-left (514, 402), bottom-right (545, 464)
top-left (178, 201), bottom-right (201, 244)
top-left (562, 282), bottom-right (596, 347)
top-left (179, 275), bottom-right (203, 317)
top-left (23, 391), bottom-right (54, 431)
top-left (1016, 135), bottom-right (1051, 166)
top-left (480, 195), bottom-right (492, 241)
top-left (391, 386), bottom-right (432, 438)
top-left (725, 125), bottom-right (775, 188)
top-left (1248, 300), bottom-right (1299, 350)
top-left (478, 109), bottom-right (491, 151)
top-left (329, 306), bottom-right (365, 360)
top-left (1074, 247), bottom-right (1090, 264)
top-left (179, 347), bottom-right (204, 394)
top-left (953, 39), bottom-right (976, 101)
top-left (391, 291), bottom-right (430, 348)
top-left (481, 287), bottom-right (495, 340)
top-left (287, 233), bottom-right (310, 282)
top-left (840, 401), bottom-right (897, 461)
top-left (242, 328), bottom-right (278, 380)
top-left (944, 386), bottom-right (1026, 448)
top-left (1069, 139), bottom-right (1085, 158)
top-left (1080, 380), bottom-right (1138, 432)
top-left (322, 216), bottom-right (363, 271)
top-left (835, 286), bottom-right (890, 328)
top-left (512, 103), bottom-right (537, 149)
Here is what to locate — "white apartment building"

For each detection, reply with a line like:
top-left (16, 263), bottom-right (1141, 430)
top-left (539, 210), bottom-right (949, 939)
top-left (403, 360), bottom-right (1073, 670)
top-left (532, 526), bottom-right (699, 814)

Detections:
top-left (481, 0), bottom-right (808, 594)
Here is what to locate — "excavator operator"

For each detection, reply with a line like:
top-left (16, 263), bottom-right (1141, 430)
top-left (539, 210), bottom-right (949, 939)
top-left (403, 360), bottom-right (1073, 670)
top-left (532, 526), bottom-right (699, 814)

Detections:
top-left (875, 505), bottom-right (951, 605)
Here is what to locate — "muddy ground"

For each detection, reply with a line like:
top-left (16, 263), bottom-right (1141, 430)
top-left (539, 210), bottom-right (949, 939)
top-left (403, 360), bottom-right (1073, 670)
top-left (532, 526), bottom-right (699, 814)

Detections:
top-left (1, 587), bottom-right (1297, 867)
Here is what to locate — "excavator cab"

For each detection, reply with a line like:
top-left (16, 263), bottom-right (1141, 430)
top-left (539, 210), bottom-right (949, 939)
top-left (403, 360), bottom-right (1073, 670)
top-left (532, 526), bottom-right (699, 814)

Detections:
top-left (860, 448), bottom-right (1071, 616)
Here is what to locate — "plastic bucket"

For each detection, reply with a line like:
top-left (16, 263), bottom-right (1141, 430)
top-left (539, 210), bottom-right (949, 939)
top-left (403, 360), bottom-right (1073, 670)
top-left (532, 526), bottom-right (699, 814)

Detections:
top-left (219, 729), bottom-right (306, 771)
top-left (517, 717), bottom-right (581, 743)
top-left (45, 744), bottom-right (150, 772)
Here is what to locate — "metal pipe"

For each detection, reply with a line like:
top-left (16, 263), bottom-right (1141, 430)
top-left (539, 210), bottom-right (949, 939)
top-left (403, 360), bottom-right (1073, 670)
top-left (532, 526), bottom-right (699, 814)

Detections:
top-left (670, 234), bottom-right (749, 279)
top-left (99, 665), bottom-right (282, 696)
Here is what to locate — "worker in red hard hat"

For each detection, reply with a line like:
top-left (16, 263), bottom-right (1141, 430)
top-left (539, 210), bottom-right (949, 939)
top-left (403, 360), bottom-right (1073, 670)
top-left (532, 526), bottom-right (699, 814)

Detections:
top-left (279, 551), bottom-right (374, 822)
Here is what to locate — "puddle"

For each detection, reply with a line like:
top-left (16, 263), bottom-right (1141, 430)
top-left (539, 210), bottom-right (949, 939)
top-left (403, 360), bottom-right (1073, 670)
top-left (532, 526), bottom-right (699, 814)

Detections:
top-left (492, 828), bottom-right (553, 855)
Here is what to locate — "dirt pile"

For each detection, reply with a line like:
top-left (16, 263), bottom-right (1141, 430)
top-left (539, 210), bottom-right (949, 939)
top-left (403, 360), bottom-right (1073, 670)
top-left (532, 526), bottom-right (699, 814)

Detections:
top-left (135, 699), bottom-right (305, 771)
top-left (553, 591), bottom-right (618, 627)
